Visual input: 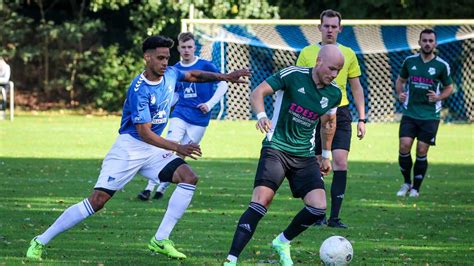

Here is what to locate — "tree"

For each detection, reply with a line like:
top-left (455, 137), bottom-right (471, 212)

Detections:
top-left (1, 0), bottom-right (280, 111)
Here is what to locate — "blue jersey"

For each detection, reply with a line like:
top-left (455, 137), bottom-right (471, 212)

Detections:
top-left (172, 58), bottom-right (219, 127)
top-left (119, 67), bottom-right (185, 140)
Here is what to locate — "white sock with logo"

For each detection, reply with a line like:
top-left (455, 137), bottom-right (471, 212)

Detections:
top-left (154, 183), bottom-right (195, 240)
top-left (37, 199), bottom-right (94, 244)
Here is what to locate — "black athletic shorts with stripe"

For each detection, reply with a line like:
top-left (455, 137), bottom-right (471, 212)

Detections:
top-left (254, 147), bottom-right (325, 199)
top-left (399, 115), bottom-right (440, 145)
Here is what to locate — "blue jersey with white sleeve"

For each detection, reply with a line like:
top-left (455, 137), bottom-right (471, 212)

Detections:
top-left (172, 58), bottom-right (219, 127)
top-left (119, 67), bottom-right (185, 141)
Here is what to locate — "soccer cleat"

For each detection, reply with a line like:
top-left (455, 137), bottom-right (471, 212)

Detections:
top-left (26, 237), bottom-right (45, 260)
top-left (409, 189), bottom-right (419, 197)
top-left (327, 217), bottom-right (348, 229)
top-left (396, 183), bottom-right (411, 197)
top-left (223, 259), bottom-right (237, 266)
top-left (137, 190), bottom-right (151, 201)
top-left (148, 237), bottom-right (186, 259)
top-left (153, 191), bottom-right (164, 200)
top-left (272, 237), bottom-right (293, 266)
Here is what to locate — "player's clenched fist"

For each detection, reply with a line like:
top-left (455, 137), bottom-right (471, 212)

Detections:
top-left (398, 92), bottom-right (407, 102)
top-left (320, 158), bottom-right (332, 176)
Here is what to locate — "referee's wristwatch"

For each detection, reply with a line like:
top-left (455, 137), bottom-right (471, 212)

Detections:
top-left (358, 118), bottom-right (367, 123)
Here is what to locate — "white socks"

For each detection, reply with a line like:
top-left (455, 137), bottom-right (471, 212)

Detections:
top-left (226, 254), bottom-right (238, 263)
top-left (145, 180), bottom-right (157, 192)
top-left (157, 182), bottom-right (171, 193)
top-left (155, 183), bottom-right (195, 240)
top-left (278, 232), bottom-right (291, 243)
top-left (37, 199), bottom-right (94, 244)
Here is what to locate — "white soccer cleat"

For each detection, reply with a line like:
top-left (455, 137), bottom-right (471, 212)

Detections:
top-left (396, 183), bottom-right (411, 197)
top-left (409, 189), bottom-right (419, 197)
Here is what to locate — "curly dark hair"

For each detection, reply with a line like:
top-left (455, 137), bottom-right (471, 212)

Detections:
top-left (142, 35), bottom-right (174, 53)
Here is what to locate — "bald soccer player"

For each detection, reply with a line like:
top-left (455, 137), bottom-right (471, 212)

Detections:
top-left (223, 45), bottom-right (344, 266)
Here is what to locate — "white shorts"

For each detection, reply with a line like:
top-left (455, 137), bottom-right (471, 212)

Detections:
top-left (94, 134), bottom-right (181, 191)
top-left (166, 117), bottom-right (207, 144)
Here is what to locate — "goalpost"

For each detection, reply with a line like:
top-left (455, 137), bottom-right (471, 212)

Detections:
top-left (182, 18), bottom-right (474, 122)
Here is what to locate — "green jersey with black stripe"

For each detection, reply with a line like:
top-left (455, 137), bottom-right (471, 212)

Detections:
top-left (400, 54), bottom-right (452, 120)
top-left (263, 66), bottom-right (342, 157)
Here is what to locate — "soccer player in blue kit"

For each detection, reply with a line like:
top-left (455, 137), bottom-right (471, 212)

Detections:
top-left (26, 35), bottom-right (250, 261)
top-left (138, 32), bottom-right (229, 201)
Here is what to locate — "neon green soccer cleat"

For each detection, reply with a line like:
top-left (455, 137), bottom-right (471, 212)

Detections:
top-left (272, 237), bottom-right (294, 266)
top-left (26, 237), bottom-right (45, 260)
top-left (148, 237), bottom-right (187, 259)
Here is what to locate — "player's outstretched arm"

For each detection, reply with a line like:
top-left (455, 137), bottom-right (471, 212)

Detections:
top-left (136, 123), bottom-right (202, 159)
top-left (184, 69), bottom-right (250, 84)
top-left (250, 81), bottom-right (274, 133)
top-left (320, 112), bottom-right (337, 175)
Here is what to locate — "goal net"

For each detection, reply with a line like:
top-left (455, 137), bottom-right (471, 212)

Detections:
top-left (182, 19), bottom-right (474, 122)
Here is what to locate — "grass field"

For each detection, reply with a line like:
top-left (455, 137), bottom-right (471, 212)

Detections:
top-left (0, 113), bottom-right (473, 265)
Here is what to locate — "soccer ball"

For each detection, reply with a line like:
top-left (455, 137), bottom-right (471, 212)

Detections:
top-left (319, 236), bottom-right (353, 265)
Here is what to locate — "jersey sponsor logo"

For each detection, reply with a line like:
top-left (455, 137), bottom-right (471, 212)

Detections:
top-left (151, 99), bottom-right (170, 124)
top-left (298, 87), bottom-right (306, 94)
top-left (320, 97), bottom-right (328, 108)
top-left (183, 83), bottom-right (197, 98)
top-left (289, 103), bottom-right (319, 120)
top-left (411, 66), bottom-right (417, 70)
top-left (428, 67), bottom-right (436, 75)
top-left (152, 110), bottom-right (167, 124)
top-left (410, 76), bottom-right (434, 85)
top-left (134, 79), bottom-right (143, 92)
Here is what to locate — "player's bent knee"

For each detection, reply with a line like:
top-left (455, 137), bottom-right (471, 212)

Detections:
top-left (303, 189), bottom-right (326, 209)
top-left (332, 160), bottom-right (348, 171)
top-left (89, 190), bottom-right (113, 211)
top-left (400, 143), bottom-right (411, 151)
top-left (174, 164), bottom-right (199, 185)
top-left (251, 186), bottom-right (275, 208)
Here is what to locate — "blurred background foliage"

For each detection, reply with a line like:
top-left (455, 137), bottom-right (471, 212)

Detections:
top-left (0, 0), bottom-right (470, 111)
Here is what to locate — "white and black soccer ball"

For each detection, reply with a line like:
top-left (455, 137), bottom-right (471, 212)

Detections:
top-left (319, 236), bottom-right (353, 266)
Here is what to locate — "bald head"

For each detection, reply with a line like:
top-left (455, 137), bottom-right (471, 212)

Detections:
top-left (318, 44), bottom-right (344, 66)
top-left (313, 44), bottom-right (345, 87)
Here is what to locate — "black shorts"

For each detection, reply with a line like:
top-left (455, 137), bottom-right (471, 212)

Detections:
top-left (254, 147), bottom-right (325, 199)
top-left (314, 105), bottom-right (353, 154)
top-left (399, 115), bottom-right (440, 145)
